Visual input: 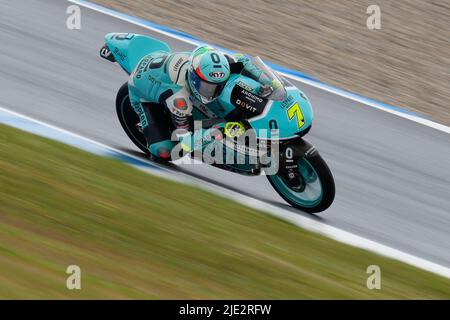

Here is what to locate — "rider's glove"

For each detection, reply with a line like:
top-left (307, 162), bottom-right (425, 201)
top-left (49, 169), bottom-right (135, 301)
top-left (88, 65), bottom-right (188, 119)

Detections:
top-left (224, 122), bottom-right (246, 138)
top-left (178, 122), bottom-right (246, 153)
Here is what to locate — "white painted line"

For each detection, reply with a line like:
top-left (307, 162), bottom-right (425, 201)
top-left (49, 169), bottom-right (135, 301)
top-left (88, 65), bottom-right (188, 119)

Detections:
top-left (2, 105), bottom-right (450, 279)
top-left (279, 73), bottom-right (450, 134)
top-left (67, 0), bottom-right (450, 135)
top-left (0, 106), bottom-right (173, 179)
top-left (68, 0), bottom-right (201, 46)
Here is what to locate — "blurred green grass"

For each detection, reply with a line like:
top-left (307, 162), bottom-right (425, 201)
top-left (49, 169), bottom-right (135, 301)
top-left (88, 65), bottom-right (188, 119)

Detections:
top-left (0, 124), bottom-right (449, 299)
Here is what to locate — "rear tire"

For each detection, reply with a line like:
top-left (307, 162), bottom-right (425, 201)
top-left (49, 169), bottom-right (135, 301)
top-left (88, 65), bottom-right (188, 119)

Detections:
top-left (267, 154), bottom-right (335, 213)
top-left (115, 82), bottom-right (150, 156)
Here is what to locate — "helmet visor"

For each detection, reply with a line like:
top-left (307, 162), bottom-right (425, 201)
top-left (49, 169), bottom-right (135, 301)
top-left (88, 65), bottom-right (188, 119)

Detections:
top-left (190, 69), bottom-right (226, 101)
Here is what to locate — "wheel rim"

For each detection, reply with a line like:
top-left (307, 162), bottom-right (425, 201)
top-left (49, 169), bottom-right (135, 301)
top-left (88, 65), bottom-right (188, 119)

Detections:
top-left (270, 158), bottom-right (323, 208)
top-left (120, 95), bottom-right (147, 151)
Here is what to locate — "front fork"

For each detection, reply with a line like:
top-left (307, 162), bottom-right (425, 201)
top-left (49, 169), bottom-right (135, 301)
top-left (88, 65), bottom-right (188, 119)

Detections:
top-left (276, 139), bottom-right (318, 191)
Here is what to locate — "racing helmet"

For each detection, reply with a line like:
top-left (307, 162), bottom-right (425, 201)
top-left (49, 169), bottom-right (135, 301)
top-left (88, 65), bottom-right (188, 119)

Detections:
top-left (187, 46), bottom-right (231, 104)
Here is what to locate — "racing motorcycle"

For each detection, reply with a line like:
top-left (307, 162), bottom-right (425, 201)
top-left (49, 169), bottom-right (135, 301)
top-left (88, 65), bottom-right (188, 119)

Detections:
top-left (100, 33), bottom-right (335, 213)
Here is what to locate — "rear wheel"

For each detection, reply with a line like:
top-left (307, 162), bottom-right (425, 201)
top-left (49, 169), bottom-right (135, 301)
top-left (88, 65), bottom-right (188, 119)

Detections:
top-left (115, 82), bottom-right (150, 155)
top-left (267, 154), bottom-right (335, 213)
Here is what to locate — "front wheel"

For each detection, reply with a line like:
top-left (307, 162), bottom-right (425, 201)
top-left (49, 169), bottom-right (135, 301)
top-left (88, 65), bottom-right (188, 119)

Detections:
top-left (266, 154), bottom-right (335, 213)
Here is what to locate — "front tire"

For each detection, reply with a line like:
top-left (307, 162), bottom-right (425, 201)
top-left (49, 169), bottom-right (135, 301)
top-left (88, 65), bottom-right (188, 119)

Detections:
top-left (267, 154), bottom-right (335, 213)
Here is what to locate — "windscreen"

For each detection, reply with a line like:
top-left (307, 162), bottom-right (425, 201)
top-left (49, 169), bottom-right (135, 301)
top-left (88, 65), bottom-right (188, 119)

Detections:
top-left (248, 56), bottom-right (287, 101)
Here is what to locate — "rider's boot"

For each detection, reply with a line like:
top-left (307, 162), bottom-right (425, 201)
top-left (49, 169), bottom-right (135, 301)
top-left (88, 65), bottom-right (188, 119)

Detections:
top-left (141, 103), bottom-right (175, 161)
top-left (149, 140), bottom-right (175, 162)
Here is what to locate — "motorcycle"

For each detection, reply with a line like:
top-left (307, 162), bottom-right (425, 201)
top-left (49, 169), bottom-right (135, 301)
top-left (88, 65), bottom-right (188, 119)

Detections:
top-left (100, 33), bottom-right (335, 213)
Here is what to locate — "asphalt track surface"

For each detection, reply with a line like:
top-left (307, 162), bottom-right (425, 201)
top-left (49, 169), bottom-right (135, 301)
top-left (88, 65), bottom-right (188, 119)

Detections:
top-left (1, 0), bottom-right (449, 268)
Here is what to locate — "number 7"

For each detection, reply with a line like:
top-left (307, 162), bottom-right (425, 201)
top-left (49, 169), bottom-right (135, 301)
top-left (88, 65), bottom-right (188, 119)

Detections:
top-left (287, 102), bottom-right (305, 129)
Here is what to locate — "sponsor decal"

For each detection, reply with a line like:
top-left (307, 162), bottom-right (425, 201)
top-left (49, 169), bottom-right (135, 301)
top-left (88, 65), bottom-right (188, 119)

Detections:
top-left (170, 108), bottom-right (188, 117)
top-left (191, 98), bottom-right (217, 118)
top-left (280, 95), bottom-right (294, 109)
top-left (209, 71), bottom-right (225, 79)
top-left (236, 99), bottom-right (257, 113)
top-left (198, 103), bottom-right (211, 115)
top-left (148, 75), bottom-right (161, 85)
top-left (99, 45), bottom-right (116, 62)
top-left (149, 55), bottom-right (167, 69)
top-left (131, 102), bottom-right (148, 127)
top-left (240, 89), bottom-right (263, 103)
top-left (230, 86), bottom-right (268, 117)
top-left (223, 137), bottom-right (265, 157)
top-left (100, 47), bottom-right (111, 59)
top-left (173, 57), bottom-right (184, 72)
top-left (135, 54), bottom-right (168, 79)
top-left (134, 57), bottom-right (150, 79)
top-left (168, 54), bottom-right (189, 84)
top-left (174, 98), bottom-right (188, 110)
top-left (113, 33), bottom-right (135, 41)
top-left (113, 47), bottom-right (126, 62)
top-left (236, 81), bottom-right (254, 92)
top-left (305, 146), bottom-right (317, 157)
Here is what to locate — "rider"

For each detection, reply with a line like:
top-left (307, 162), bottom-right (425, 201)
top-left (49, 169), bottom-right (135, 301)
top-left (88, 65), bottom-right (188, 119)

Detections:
top-left (127, 45), bottom-right (276, 160)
